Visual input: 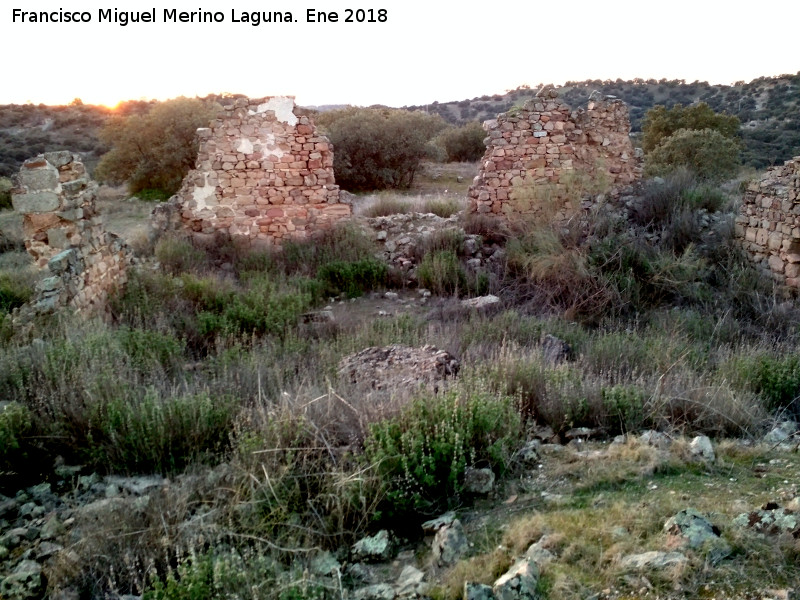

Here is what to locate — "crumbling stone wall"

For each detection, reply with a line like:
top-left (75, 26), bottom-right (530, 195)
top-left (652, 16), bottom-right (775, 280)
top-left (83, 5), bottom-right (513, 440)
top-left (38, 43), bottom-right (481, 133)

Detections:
top-left (11, 152), bottom-right (131, 315)
top-left (735, 157), bottom-right (800, 288)
top-left (163, 96), bottom-right (350, 248)
top-left (468, 87), bottom-right (639, 221)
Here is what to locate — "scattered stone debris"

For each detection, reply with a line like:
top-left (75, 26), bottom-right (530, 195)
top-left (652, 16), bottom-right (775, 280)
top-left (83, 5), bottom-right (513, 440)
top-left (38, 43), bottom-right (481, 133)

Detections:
top-left (734, 502), bottom-right (799, 537)
top-left (338, 344), bottom-right (459, 393)
top-left (663, 508), bottom-right (731, 565)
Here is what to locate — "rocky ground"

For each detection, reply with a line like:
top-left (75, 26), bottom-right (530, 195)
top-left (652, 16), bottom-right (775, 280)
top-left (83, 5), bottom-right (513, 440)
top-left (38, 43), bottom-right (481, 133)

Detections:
top-left (2, 420), bottom-right (798, 600)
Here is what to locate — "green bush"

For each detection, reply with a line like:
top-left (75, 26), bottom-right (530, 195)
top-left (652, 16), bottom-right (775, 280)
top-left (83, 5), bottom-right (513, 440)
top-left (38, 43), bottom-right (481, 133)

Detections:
top-left (364, 385), bottom-right (521, 519)
top-left (642, 102), bottom-right (740, 154)
top-left (0, 402), bottom-right (32, 475)
top-left (435, 122), bottom-right (486, 162)
top-left (155, 237), bottom-right (208, 275)
top-left (118, 327), bottom-right (185, 374)
top-left (87, 390), bottom-right (237, 474)
top-left (361, 196), bottom-right (413, 217)
top-left (318, 107), bottom-right (447, 191)
top-left (0, 177), bottom-right (12, 210)
top-left (725, 354), bottom-right (800, 414)
top-left (601, 384), bottom-right (647, 432)
top-left (317, 258), bottom-right (387, 298)
top-left (420, 197), bottom-right (461, 218)
top-left (645, 128), bottom-right (741, 182)
top-left (0, 272), bottom-right (34, 313)
top-left (95, 97), bottom-right (218, 196)
top-left (417, 250), bottom-right (466, 296)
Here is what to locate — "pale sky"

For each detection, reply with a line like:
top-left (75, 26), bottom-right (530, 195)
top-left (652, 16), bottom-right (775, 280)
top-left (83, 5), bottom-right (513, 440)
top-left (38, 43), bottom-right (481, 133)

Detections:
top-left (2, 0), bottom-right (799, 108)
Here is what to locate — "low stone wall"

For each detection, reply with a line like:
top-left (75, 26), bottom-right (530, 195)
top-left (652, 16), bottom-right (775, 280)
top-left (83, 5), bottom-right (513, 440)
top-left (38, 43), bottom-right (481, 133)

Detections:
top-left (161, 96), bottom-right (351, 248)
top-left (11, 152), bottom-right (131, 316)
top-left (468, 87), bottom-right (639, 222)
top-left (736, 157), bottom-right (800, 288)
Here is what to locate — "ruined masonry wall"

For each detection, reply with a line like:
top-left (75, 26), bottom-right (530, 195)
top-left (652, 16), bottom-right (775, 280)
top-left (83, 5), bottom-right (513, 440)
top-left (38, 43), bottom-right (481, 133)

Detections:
top-left (171, 96), bottom-right (350, 247)
top-left (736, 157), bottom-right (800, 288)
top-left (11, 151), bottom-right (131, 315)
top-left (469, 87), bottom-right (639, 220)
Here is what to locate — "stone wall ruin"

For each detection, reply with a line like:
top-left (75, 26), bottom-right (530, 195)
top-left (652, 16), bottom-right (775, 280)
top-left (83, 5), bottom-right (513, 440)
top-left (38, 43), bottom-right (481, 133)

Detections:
top-left (468, 87), bottom-right (639, 222)
top-left (736, 157), bottom-right (800, 289)
top-left (161, 96), bottom-right (351, 248)
top-left (11, 151), bottom-right (131, 316)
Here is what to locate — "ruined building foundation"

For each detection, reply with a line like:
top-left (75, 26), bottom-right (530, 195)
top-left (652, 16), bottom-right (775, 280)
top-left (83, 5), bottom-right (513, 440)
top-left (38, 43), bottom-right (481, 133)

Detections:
top-left (11, 151), bottom-right (131, 315)
top-left (157, 96), bottom-right (351, 248)
top-left (468, 87), bottom-right (639, 221)
top-left (736, 156), bottom-right (800, 289)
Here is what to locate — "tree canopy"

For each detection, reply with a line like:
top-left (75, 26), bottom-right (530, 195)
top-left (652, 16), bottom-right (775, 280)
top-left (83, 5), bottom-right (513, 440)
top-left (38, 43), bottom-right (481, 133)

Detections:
top-left (317, 107), bottom-right (447, 191)
top-left (641, 102), bottom-right (740, 154)
top-left (95, 97), bottom-right (217, 197)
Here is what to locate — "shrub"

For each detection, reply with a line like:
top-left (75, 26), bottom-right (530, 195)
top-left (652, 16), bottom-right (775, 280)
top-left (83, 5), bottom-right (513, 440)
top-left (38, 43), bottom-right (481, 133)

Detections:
top-left (0, 272), bottom-right (34, 313)
top-left (317, 258), bottom-right (387, 298)
top-left (364, 384), bottom-right (521, 519)
top-left (0, 177), bottom-right (12, 210)
top-left (420, 197), bottom-right (461, 218)
top-left (318, 107), bottom-right (447, 191)
top-left (641, 102), bottom-right (740, 154)
top-left (601, 384), bottom-right (647, 433)
top-left (361, 196), bottom-right (412, 217)
top-left (435, 122), bottom-right (486, 162)
top-left (95, 97), bottom-right (218, 196)
top-left (723, 354), bottom-right (800, 416)
top-left (0, 402), bottom-right (32, 476)
top-left (417, 249), bottom-right (466, 296)
top-left (87, 390), bottom-right (237, 474)
top-left (645, 128), bottom-right (741, 182)
top-left (155, 237), bottom-right (208, 275)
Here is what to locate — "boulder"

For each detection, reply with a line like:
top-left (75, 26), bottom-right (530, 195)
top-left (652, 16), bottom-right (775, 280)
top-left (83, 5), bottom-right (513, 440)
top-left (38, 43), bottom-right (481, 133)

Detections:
top-left (432, 519), bottom-right (469, 566)
top-left (619, 551), bottom-right (688, 570)
top-left (0, 560), bottom-right (45, 600)
top-left (663, 508), bottom-right (730, 564)
top-left (352, 530), bottom-right (394, 563)
top-left (464, 583), bottom-right (495, 600)
top-left (688, 435), bottom-right (715, 463)
top-left (464, 467), bottom-right (495, 494)
top-left (493, 558), bottom-right (539, 600)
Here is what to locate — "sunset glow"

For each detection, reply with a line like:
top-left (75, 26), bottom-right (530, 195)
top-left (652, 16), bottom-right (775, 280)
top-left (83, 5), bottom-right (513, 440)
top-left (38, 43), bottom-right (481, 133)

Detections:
top-left (3, 0), bottom-right (800, 108)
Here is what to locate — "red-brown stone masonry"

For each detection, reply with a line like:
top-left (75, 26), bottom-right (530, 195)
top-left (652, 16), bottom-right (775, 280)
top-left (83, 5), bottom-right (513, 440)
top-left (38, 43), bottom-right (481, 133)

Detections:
top-left (173, 96), bottom-right (351, 248)
top-left (736, 157), bottom-right (800, 288)
top-left (468, 88), bottom-right (638, 221)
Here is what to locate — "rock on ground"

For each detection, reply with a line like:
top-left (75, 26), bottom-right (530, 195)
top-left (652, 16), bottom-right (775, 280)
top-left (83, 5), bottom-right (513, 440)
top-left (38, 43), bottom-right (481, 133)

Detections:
top-left (338, 344), bottom-right (459, 393)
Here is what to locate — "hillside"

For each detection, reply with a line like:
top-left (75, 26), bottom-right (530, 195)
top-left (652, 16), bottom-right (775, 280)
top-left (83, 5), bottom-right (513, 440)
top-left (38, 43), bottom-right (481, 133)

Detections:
top-left (1, 73), bottom-right (799, 181)
top-left (404, 73), bottom-right (800, 169)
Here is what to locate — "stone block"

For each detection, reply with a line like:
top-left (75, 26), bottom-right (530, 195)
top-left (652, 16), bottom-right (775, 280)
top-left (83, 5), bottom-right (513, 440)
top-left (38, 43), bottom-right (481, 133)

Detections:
top-left (43, 150), bottom-right (74, 168)
top-left (12, 191), bottom-right (60, 213)
top-left (18, 161), bottom-right (60, 191)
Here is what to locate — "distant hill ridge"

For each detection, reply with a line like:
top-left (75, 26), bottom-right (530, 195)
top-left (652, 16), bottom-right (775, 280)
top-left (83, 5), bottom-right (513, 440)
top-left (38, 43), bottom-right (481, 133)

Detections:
top-left (403, 73), bottom-right (800, 169)
top-left (0, 73), bottom-right (798, 178)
